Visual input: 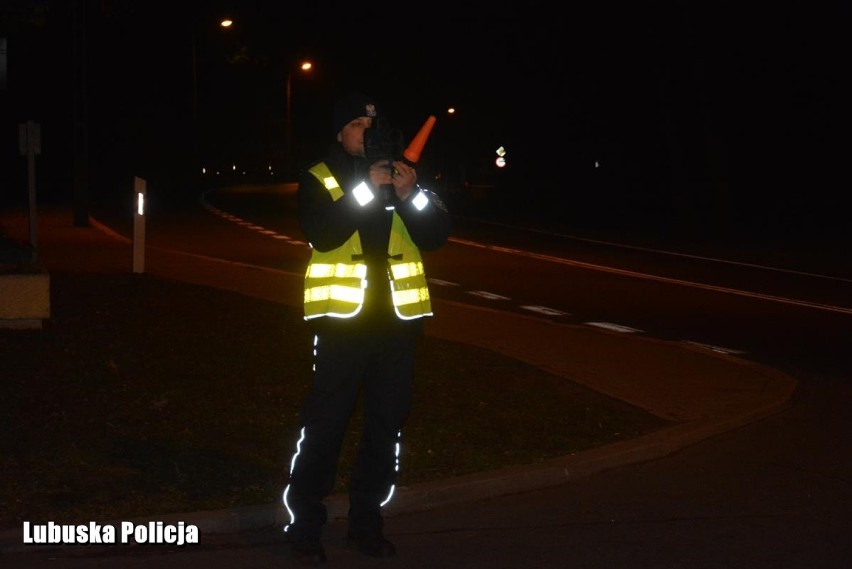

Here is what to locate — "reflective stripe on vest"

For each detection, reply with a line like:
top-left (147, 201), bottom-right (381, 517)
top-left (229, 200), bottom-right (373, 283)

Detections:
top-left (303, 162), bottom-right (432, 320)
top-left (387, 213), bottom-right (432, 319)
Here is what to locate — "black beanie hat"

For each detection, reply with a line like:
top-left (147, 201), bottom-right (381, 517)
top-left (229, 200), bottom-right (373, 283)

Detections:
top-left (332, 92), bottom-right (381, 135)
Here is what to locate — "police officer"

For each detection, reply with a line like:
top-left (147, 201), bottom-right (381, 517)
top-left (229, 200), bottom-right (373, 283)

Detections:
top-left (283, 92), bottom-right (450, 565)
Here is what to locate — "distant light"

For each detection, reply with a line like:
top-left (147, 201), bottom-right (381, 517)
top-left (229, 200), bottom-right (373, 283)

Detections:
top-left (232, 164), bottom-right (236, 171)
top-left (300, 61), bottom-right (312, 71)
top-left (447, 107), bottom-right (456, 115)
top-left (220, 19), bottom-right (233, 28)
top-left (595, 160), bottom-right (600, 168)
top-left (495, 146), bottom-right (507, 167)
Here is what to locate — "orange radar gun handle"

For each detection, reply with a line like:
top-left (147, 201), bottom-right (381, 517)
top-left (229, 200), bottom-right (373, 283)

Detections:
top-left (403, 115), bottom-right (437, 165)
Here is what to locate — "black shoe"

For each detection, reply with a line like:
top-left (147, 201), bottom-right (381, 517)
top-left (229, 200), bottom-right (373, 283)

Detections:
top-left (292, 537), bottom-right (326, 566)
top-left (346, 530), bottom-right (396, 558)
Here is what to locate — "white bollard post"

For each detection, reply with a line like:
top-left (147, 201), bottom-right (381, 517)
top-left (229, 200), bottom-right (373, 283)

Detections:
top-left (132, 176), bottom-right (146, 274)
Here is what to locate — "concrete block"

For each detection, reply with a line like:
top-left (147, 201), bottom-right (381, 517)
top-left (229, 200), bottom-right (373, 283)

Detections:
top-left (0, 268), bottom-right (50, 329)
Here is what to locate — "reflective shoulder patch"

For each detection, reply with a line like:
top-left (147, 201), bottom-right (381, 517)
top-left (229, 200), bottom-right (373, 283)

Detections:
top-left (352, 181), bottom-right (375, 206)
top-left (412, 190), bottom-right (429, 211)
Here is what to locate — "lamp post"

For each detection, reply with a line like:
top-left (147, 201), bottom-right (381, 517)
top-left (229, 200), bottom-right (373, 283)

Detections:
top-left (284, 60), bottom-right (313, 180)
top-left (192, 18), bottom-right (233, 126)
top-left (191, 17), bottom-right (233, 188)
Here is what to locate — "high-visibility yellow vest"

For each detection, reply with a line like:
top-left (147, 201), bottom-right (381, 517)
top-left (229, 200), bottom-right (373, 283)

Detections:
top-left (303, 162), bottom-right (433, 321)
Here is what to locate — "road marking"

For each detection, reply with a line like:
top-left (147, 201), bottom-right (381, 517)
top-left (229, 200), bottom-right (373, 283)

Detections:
top-left (428, 278), bottom-right (460, 287)
top-left (458, 217), bottom-right (852, 284)
top-left (449, 237), bottom-right (852, 316)
top-left (682, 341), bottom-right (746, 355)
top-left (467, 290), bottom-right (511, 300)
top-left (521, 306), bottom-right (569, 317)
top-left (585, 322), bottom-right (644, 333)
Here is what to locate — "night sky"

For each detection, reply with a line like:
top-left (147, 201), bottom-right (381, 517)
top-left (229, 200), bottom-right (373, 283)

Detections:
top-left (1, 1), bottom-right (845, 243)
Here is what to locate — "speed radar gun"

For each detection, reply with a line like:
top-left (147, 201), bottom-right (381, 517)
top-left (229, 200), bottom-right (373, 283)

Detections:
top-left (364, 114), bottom-right (436, 165)
top-left (364, 114), bottom-right (437, 201)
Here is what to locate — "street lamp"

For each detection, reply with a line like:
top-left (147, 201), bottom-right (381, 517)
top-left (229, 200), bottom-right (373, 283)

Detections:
top-left (284, 60), bottom-right (313, 180)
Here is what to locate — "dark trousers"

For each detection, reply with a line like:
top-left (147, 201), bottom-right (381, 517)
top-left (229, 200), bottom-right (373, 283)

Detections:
top-left (284, 330), bottom-right (417, 539)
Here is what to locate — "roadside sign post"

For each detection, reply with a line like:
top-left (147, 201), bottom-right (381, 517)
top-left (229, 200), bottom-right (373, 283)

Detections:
top-left (18, 121), bottom-right (41, 261)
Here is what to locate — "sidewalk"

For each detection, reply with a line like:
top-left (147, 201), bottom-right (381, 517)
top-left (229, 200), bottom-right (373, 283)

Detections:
top-left (0, 205), bottom-right (798, 545)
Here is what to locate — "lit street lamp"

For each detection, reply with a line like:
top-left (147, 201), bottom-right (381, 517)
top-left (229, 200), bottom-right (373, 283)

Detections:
top-left (284, 60), bottom-right (313, 180)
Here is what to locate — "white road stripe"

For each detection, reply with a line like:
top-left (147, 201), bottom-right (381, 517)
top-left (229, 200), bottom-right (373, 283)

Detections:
top-left (682, 341), bottom-right (746, 355)
top-left (449, 237), bottom-right (852, 316)
top-left (585, 322), bottom-right (644, 333)
top-left (467, 290), bottom-right (511, 300)
top-left (521, 306), bottom-right (569, 317)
